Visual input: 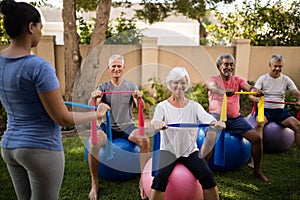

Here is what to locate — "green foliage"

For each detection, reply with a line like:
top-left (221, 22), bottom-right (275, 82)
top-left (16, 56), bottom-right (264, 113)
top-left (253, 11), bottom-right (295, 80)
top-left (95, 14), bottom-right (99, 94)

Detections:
top-left (75, 0), bottom-right (98, 12)
top-left (139, 87), bottom-right (156, 115)
top-left (77, 17), bottom-right (94, 45)
top-left (0, 0), bottom-right (58, 44)
top-left (284, 92), bottom-right (300, 118)
top-left (0, 102), bottom-right (7, 134)
top-left (131, 0), bottom-right (235, 24)
top-left (186, 83), bottom-right (209, 111)
top-left (205, 0), bottom-right (300, 46)
top-left (132, 87), bottom-right (157, 117)
top-left (105, 12), bottom-right (143, 45)
top-left (77, 12), bottom-right (143, 45)
top-left (135, 2), bottom-right (171, 24)
top-left (239, 81), bottom-right (256, 117)
top-left (0, 17), bottom-right (10, 44)
top-left (148, 77), bottom-right (210, 111)
top-left (148, 77), bottom-right (171, 103)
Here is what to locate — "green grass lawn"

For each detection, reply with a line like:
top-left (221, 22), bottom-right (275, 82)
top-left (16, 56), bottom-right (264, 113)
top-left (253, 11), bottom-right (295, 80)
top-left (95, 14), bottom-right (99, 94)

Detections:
top-left (1, 136), bottom-right (299, 200)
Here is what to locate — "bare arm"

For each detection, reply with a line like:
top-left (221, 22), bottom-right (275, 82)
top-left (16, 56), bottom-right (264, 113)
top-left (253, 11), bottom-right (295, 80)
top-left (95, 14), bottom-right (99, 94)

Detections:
top-left (38, 88), bottom-right (109, 126)
top-left (151, 120), bottom-right (168, 131)
top-left (200, 120), bottom-right (226, 158)
top-left (290, 89), bottom-right (300, 104)
top-left (242, 84), bottom-right (264, 102)
top-left (206, 82), bottom-right (225, 95)
top-left (206, 82), bottom-right (235, 97)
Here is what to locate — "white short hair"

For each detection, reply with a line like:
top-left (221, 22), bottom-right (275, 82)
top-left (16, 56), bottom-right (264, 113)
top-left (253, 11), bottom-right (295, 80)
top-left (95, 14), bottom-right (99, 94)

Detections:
top-left (166, 66), bottom-right (190, 91)
top-left (108, 54), bottom-right (124, 67)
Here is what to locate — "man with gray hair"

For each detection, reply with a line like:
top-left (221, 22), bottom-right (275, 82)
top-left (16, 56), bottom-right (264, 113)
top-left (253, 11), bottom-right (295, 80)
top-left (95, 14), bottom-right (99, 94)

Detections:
top-left (206, 54), bottom-right (271, 183)
top-left (88, 54), bottom-right (151, 200)
top-left (250, 54), bottom-right (300, 148)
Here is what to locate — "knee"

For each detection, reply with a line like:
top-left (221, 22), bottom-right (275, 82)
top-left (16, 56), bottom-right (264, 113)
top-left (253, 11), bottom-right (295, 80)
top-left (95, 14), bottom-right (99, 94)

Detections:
top-left (205, 130), bottom-right (217, 141)
top-left (139, 137), bottom-right (151, 151)
top-left (253, 136), bottom-right (262, 145)
top-left (255, 121), bottom-right (265, 129)
top-left (248, 131), bottom-right (262, 145)
top-left (200, 172), bottom-right (217, 190)
top-left (294, 122), bottom-right (300, 133)
top-left (89, 133), bottom-right (106, 152)
top-left (152, 174), bottom-right (168, 192)
top-left (89, 143), bottom-right (101, 155)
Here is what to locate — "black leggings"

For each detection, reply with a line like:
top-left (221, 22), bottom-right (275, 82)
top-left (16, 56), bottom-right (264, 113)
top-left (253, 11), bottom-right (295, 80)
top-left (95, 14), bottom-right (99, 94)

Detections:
top-left (151, 150), bottom-right (216, 191)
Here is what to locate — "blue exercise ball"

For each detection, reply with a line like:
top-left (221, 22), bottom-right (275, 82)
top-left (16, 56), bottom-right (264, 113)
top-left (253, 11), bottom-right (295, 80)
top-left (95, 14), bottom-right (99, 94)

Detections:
top-left (197, 128), bottom-right (252, 171)
top-left (246, 114), bottom-right (295, 153)
top-left (85, 137), bottom-right (140, 181)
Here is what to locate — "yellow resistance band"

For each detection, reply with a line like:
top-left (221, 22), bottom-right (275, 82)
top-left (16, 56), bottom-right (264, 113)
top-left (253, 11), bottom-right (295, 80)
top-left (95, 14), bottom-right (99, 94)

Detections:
top-left (257, 96), bottom-right (264, 122)
top-left (220, 93), bottom-right (264, 122)
top-left (235, 91), bottom-right (258, 95)
top-left (220, 93), bottom-right (227, 122)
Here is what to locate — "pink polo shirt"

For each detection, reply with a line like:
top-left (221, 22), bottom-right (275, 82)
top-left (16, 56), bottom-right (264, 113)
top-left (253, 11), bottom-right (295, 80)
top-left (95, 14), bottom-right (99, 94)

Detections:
top-left (206, 75), bottom-right (248, 118)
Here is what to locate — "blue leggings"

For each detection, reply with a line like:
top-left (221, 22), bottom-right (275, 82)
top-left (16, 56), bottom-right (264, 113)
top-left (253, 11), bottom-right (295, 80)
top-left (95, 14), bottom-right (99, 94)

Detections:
top-left (1, 148), bottom-right (65, 200)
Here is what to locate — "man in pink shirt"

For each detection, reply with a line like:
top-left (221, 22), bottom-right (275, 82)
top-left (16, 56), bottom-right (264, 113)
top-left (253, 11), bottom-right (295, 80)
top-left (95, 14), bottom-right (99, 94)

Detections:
top-left (206, 54), bottom-right (271, 184)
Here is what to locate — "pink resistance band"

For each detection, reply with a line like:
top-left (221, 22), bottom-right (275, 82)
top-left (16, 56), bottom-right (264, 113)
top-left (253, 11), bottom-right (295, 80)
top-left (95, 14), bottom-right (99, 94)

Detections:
top-left (251, 102), bottom-right (257, 116)
top-left (100, 90), bottom-right (145, 136)
top-left (264, 100), bottom-right (299, 105)
top-left (90, 98), bottom-right (98, 145)
top-left (138, 97), bottom-right (144, 136)
top-left (101, 91), bottom-right (133, 94)
top-left (67, 91), bottom-right (145, 145)
top-left (251, 100), bottom-right (299, 116)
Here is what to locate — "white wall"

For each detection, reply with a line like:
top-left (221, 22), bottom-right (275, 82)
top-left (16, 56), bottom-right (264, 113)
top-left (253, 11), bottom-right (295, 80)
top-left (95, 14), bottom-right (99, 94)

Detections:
top-left (40, 7), bottom-right (200, 46)
top-left (43, 22), bottom-right (64, 45)
top-left (138, 23), bottom-right (199, 46)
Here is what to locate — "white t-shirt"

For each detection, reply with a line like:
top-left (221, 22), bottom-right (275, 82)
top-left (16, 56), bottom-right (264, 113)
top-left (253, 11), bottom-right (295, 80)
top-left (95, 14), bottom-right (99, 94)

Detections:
top-left (151, 100), bottom-right (216, 158)
top-left (254, 73), bottom-right (298, 109)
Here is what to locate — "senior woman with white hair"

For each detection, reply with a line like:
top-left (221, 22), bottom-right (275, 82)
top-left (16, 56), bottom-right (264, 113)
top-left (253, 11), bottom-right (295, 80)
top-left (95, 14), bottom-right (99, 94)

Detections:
top-left (150, 67), bottom-right (225, 200)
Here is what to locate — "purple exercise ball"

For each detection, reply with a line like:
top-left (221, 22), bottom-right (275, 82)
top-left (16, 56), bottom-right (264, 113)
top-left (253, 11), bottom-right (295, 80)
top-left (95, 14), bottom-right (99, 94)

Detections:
top-left (246, 115), bottom-right (295, 153)
top-left (263, 122), bottom-right (295, 153)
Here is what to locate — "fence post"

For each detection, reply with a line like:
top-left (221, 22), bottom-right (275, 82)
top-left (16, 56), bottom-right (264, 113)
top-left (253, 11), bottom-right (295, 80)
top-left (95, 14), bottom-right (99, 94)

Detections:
top-left (232, 39), bottom-right (251, 80)
top-left (34, 35), bottom-right (56, 68)
top-left (141, 37), bottom-right (159, 87)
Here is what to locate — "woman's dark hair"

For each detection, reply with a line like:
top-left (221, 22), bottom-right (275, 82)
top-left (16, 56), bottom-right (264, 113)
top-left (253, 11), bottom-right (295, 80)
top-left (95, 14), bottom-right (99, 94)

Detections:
top-left (0, 0), bottom-right (41, 39)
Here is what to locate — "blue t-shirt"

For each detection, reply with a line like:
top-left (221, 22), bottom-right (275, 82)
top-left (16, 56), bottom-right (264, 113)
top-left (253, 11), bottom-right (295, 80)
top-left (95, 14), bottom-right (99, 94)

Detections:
top-left (0, 55), bottom-right (63, 151)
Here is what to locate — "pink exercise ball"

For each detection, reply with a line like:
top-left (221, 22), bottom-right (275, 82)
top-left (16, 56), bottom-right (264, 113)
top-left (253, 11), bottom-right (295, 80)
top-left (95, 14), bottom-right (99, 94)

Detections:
top-left (246, 115), bottom-right (295, 153)
top-left (142, 158), bottom-right (203, 200)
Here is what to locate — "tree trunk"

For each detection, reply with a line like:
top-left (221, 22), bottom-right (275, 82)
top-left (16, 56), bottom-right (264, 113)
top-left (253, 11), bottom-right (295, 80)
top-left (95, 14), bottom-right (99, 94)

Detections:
top-left (88, 0), bottom-right (112, 54)
top-left (62, 0), bottom-right (82, 102)
top-left (72, 0), bottom-right (112, 105)
top-left (198, 17), bottom-right (207, 45)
